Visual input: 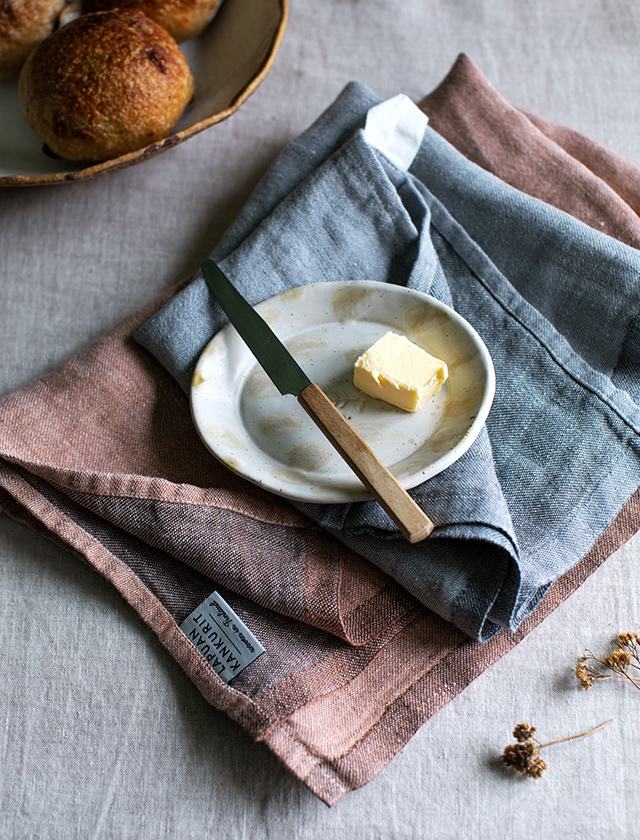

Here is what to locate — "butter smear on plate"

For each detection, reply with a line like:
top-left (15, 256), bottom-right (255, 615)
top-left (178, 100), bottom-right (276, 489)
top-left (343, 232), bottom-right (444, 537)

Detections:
top-left (353, 331), bottom-right (448, 412)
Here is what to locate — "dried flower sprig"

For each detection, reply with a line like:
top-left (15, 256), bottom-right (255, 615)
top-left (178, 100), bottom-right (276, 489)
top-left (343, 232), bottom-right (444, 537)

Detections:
top-left (501, 719), bottom-right (613, 779)
top-left (576, 632), bottom-right (640, 691)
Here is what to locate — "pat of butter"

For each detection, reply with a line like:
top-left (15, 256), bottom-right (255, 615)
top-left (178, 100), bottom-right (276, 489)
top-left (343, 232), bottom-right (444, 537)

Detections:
top-left (353, 331), bottom-right (448, 412)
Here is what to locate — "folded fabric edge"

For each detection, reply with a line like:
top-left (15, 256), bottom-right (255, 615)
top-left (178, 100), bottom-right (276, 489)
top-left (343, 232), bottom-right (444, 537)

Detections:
top-left (1, 455), bottom-right (419, 647)
top-left (519, 105), bottom-right (640, 225)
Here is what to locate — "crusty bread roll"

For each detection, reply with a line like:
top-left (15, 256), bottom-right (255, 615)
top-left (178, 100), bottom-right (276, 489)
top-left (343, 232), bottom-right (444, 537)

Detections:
top-left (18, 9), bottom-right (195, 162)
top-left (89, 0), bottom-right (223, 43)
top-left (0, 0), bottom-right (67, 79)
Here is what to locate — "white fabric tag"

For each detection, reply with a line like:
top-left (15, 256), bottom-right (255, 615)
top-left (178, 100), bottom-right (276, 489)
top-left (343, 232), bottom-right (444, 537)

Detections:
top-left (363, 94), bottom-right (428, 171)
top-left (180, 590), bottom-right (265, 682)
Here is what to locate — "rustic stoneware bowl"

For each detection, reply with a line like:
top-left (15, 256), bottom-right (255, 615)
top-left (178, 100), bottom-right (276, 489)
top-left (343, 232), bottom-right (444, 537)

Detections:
top-left (0, 0), bottom-right (287, 186)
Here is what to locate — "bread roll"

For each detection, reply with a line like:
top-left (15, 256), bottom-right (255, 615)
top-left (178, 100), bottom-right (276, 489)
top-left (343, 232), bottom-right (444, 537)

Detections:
top-left (89, 0), bottom-right (223, 43)
top-left (18, 9), bottom-right (195, 162)
top-left (0, 0), bottom-right (67, 79)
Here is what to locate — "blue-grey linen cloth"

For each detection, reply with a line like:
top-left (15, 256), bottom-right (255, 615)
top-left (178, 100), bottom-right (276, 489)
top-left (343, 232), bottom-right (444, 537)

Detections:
top-left (136, 83), bottom-right (640, 641)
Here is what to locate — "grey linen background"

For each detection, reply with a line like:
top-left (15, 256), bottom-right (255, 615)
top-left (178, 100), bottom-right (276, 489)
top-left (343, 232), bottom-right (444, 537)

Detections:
top-left (4, 0), bottom-right (640, 828)
top-left (136, 82), bottom-right (640, 641)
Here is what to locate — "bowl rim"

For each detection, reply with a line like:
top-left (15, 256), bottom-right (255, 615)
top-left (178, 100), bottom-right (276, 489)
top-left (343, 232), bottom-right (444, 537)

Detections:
top-left (1, 0), bottom-right (288, 187)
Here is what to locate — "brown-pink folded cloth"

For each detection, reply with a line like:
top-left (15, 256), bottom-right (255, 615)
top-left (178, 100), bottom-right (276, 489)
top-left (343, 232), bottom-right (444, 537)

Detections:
top-left (2, 54), bottom-right (640, 805)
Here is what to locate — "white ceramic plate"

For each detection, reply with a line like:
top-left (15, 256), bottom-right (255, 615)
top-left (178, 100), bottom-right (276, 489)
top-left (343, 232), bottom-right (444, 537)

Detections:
top-left (191, 280), bottom-right (496, 503)
top-left (0, 0), bottom-right (287, 186)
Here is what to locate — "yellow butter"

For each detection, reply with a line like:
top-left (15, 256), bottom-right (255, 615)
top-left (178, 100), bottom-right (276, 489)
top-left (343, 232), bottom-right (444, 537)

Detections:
top-left (353, 331), bottom-right (448, 412)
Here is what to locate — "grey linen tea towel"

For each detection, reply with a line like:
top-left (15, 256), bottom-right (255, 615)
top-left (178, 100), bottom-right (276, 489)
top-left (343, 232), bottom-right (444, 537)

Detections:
top-left (4, 55), bottom-right (640, 803)
top-left (137, 71), bottom-right (640, 642)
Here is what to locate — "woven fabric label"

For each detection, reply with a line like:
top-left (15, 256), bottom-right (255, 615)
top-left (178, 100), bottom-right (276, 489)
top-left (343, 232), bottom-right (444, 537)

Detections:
top-left (180, 591), bottom-right (265, 683)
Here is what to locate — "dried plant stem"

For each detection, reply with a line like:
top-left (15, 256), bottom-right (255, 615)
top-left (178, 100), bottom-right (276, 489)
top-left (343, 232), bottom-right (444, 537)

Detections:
top-left (537, 718), bottom-right (613, 748)
top-left (612, 671), bottom-right (640, 691)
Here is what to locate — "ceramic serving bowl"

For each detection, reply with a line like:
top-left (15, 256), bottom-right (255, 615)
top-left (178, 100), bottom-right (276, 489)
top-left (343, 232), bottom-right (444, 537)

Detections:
top-left (0, 0), bottom-right (287, 186)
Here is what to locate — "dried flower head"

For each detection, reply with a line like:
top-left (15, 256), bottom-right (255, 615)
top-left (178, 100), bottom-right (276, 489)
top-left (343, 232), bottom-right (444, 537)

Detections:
top-left (513, 723), bottom-right (536, 742)
top-left (523, 755), bottom-right (547, 779)
top-left (603, 649), bottom-right (632, 671)
top-left (503, 740), bottom-right (534, 765)
top-left (616, 632), bottom-right (639, 648)
top-left (577, 633), bottom-right (640, 692)
top-left (575, 661), bottom-right (594, 690)
top-left (502, 739), bottom-right (547, 778)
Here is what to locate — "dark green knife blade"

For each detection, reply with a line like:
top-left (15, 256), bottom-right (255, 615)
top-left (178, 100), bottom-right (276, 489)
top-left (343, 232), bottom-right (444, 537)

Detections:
top-left (203, 260), bottom-right (311, 397)
top-left (201, 259), bottom-right (434, 544)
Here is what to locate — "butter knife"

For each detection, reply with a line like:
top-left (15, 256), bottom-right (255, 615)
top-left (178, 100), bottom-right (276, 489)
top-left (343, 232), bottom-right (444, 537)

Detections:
top-left (202, 260), bottom-right (434, 543)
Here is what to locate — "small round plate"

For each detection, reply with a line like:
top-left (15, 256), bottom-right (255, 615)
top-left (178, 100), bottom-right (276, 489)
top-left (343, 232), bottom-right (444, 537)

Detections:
top-left (0, 0), bottom-right (287, 186)
top-left (191, 280), bottom-right (496, 503)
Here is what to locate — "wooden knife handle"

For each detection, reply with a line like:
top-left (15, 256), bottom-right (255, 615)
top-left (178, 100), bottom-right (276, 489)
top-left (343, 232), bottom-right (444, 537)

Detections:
top-left (297, 383), bottom-right (434, 544)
